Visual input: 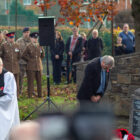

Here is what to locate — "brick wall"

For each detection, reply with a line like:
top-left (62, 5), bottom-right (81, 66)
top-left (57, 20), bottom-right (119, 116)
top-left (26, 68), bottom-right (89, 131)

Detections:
top-left (116, 0), bottom-right (132, 11)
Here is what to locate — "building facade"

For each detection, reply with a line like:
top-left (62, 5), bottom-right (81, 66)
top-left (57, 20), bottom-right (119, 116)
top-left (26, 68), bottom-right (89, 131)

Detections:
top-left (0, 0), bottom-right (36, 15)
top-left (115, 0), bottom-right (132, 11)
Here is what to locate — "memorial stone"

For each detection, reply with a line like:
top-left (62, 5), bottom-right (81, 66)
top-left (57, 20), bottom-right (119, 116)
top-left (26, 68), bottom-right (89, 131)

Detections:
top-left (130, 88), bottom-right (140, 139)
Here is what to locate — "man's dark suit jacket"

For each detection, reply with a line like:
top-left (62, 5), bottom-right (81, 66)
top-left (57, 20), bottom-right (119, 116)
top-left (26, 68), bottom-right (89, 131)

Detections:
top-left (66, 36), bottom-right (83, 63)
top-left (77, 57), bottom-right (109, 101)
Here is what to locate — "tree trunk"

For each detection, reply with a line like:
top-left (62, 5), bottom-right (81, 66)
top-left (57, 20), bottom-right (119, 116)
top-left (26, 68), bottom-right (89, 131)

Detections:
top-left (132, 0), bottom-right (140, 52)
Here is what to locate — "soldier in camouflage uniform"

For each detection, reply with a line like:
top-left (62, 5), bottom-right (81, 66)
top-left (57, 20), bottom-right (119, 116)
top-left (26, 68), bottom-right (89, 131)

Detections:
top-left (16, 27), bottom-right (31, 94)
top-left (22, 32), bottom-right (45, 98)
top-left (0, 32), bottom-right (20, 96)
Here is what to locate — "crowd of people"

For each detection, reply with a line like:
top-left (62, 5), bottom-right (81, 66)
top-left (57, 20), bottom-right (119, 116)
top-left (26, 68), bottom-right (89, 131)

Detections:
top-left (0, 23), bottom-right (136, 140)
top-left (0, 23), bottom-right (135, 90)
top-left (115, 23), bottom-right (135, 55)
top-left (0, 28), bottom-right (45, 98)
top-left (0, 25), bottom-right (105, 96)
top-left (52, 23), bottom-right (135, 85)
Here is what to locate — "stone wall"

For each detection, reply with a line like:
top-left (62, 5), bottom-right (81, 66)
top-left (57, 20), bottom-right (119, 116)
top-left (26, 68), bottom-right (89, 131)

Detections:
top-left (75, 52), bottom-right (140, 117)
top-left (109, 52), bottom-right (140, 116)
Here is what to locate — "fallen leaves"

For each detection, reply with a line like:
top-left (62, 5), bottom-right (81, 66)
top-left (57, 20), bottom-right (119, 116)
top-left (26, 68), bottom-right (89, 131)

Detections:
top-left (19, 81), bottom-right (78, 120)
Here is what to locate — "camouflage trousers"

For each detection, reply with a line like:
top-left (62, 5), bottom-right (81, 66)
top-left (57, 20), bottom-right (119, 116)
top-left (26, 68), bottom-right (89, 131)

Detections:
top-left (19, 64), bottom-right (27, 94)
top-left (27, 70), bottom-right (42, 98)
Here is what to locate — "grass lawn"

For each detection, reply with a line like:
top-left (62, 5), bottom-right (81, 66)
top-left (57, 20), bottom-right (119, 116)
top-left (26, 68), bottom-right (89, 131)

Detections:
top-left (18, 75), bottom-right (129, 130)
top-left (18, 75), bottom-right (78, 120)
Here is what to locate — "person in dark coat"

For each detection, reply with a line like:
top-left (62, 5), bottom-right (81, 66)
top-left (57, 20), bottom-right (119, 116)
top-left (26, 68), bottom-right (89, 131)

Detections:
top-left (66, 26), bottom-right (83, 84)
top-left (119, 23), bottom-right (135, 54)
top-left (87, 29), bottom-right (103, 60)
top-left (77, 55), bottom-right (115, 103)
top-left (115, 37), bottom-right (126, 56)
top-left (51, 31), bottom-right (64, 84)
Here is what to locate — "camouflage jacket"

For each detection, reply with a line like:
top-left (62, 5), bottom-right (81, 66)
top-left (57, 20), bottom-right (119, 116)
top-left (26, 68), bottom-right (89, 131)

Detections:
top-left (22, 42), bottom-right (45, 71)
top-left (0, 42), bottom-right (20, 74)
top-left (16, 37), bottom-right (31, 64)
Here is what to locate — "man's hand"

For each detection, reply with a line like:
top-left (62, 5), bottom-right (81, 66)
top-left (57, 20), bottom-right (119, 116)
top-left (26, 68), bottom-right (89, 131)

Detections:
top-left (91, 95), bottom-right (101, 102)
top-left (55, 55), bottom-right (59, 59)
top-left (68, 51), bottom-right (72, 57)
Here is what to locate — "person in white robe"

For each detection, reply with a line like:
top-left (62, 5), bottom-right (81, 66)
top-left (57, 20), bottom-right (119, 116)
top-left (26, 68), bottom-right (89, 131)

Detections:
top-left (0, 58), bottom-right (20, 140)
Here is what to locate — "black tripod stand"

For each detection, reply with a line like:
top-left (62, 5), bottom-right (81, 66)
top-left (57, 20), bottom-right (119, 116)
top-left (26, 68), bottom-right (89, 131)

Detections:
top-left (23, 46), bottom-right (59, 121)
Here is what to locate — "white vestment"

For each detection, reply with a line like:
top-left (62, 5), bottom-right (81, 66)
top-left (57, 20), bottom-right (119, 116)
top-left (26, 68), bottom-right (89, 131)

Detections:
top-left (0, 72), bottom-right (20, 140)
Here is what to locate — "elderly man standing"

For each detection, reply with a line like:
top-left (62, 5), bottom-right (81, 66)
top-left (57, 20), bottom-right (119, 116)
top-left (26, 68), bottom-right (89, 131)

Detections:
top-left (77, 55), bottom-right (115, 103)
top-left (16, 27), bottom-right (31, 94)
top-left (0, 58), bottom-right (20, 140)
top-left (66, 26), bottom-right (83, 84)
top-left (0, 32), bottom-right (20, 96)
top-left (22, 32), bottom-right (45, 98)
top-left (86, 29), bottom-right (104, 60)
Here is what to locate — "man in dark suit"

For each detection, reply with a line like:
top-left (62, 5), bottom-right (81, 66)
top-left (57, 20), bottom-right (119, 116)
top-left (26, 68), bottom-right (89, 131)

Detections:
top-left (77, 55), bottom-right (115, 103)
top-left (66, 26), bottom-right (83, 84)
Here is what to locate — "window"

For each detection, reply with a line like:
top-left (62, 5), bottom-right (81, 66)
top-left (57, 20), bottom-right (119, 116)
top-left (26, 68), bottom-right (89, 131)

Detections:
top-left (23, 0), bottom-right (31, 5)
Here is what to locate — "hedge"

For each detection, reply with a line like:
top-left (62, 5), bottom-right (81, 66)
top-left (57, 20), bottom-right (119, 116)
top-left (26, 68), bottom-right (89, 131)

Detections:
top-left (0, 25), bottom-right (135, 56)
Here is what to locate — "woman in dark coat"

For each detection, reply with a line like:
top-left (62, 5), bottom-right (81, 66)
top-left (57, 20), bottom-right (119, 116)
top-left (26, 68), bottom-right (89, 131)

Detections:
top-left (87, 29), bottom-right (103, 60)
top-left (51, 31), bottom-right (64, 84)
